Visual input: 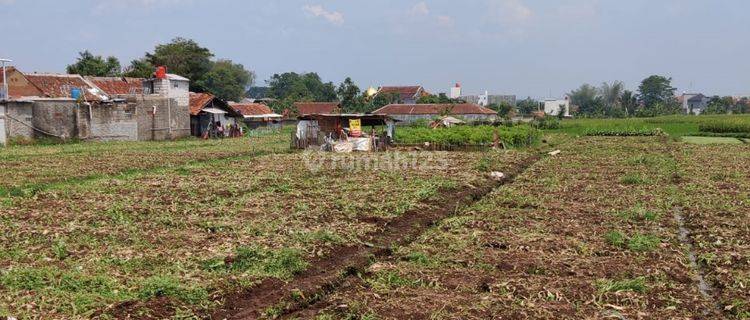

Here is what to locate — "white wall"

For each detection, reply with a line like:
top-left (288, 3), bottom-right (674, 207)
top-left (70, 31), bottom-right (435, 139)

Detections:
top-left (544, 99), bottom-right (570, 116)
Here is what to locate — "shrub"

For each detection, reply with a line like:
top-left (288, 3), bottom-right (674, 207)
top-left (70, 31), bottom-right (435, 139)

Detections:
top-left (395, 125), bottom-right (541, 147)
top-left (532, 117), bottom-right (561, 129)
top-left (584, 127), bottom-right (665, 137)
top-left (699, 121), bottom-right (750, 134)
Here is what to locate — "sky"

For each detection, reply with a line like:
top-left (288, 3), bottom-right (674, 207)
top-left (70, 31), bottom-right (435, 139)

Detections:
top-left (1, 0), bottom-right (748, 98)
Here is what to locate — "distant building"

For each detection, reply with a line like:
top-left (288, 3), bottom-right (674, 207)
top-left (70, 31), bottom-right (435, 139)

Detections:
top-left (678, 93), bottom-right (710, 115)
top-left (189, 92), bottom-right (243, 137)
top-left (543, 97), bottom-right (570, 117)
top-left (449, 83), bottom-right (462, 99)
top-left (462, 92), bottom-right (516, 107)
top-left (230, 102), bottom-right (282, 129)
top-left (372, 103), bottom-right (497, 124)
top-left (0, 66), bottom-right (190, 144)
top-left (292, 102), bottom-right (341, 116)
top-left (374, 86), bottom-right (429, 104)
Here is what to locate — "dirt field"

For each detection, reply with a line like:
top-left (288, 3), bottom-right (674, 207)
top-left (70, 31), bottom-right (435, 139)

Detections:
top-left (0, 131), bottom-right (747, 319)
top-left (0, 133), bottom-right (534, 319)
top-left (283, 137), bottom-right (749, 320)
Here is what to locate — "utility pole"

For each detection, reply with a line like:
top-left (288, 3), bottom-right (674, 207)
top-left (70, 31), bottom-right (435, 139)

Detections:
top-left (0, 59), bottom-right (11, 100)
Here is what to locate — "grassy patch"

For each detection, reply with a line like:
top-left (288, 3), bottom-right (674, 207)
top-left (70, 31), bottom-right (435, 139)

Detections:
top-left (620, 173), bottom-right (651, 185)
top-left (395, 125), bottom-right (541, 147)
top-left (202, 245), bottom-right (308, 279)
top-left (682, 136), bottom-right (744, 145)
top-left (596, 277), bottom-right (647, 294)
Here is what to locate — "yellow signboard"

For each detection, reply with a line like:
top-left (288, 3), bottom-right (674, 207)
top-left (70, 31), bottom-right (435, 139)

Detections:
top-left (349, 119), bottom-right (362, 137)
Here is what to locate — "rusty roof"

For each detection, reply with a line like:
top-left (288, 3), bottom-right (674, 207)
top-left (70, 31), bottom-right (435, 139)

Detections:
top-left (376, 86), bottom-right (428, 100)
top-left (24, 73), bottom-right (107, 101)
top-left (0, 66), bottom-right (44, 99)
top-left (86, 76), bottom-right (144, 95)
top-left (293, 102), bottom-right (341, 115)
top-left (189, 92), bottom-right (242, 117)
top-left (229, 102), bottom-right (273, 116)
top-left (189, 92), bottom-right (216, 116)
top-left (372, 103), bottom-right (497, 115)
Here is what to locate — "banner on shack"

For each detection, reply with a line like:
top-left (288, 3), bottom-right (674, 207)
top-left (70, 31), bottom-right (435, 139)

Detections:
top-left (349, 119), bottom-right (362, 137)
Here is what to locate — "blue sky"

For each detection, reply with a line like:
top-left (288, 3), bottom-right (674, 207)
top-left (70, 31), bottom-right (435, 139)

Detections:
top-left (1, 0), bottom-right (748, 98)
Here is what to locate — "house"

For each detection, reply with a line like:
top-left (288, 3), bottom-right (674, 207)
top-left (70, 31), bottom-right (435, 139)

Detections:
top-left (374, 86), bottom-right (430, 104)
top-left (462, 92), bottom-right (516, 107)
top-left (0, 66), bottom-right (190, 145)
top-left (543, 97), bottom-right (571, 117)
top-left (229, 102), bottom-right (282, 129)
top-left (372, 103), bottom-right (497, 124)
top-left (189, 92), bottom-right (243, 137)
top-left (679, 93), bottom-right (710, 115)
top-left (293, 113), bottom-right (396, 151)
top-left (292, 102), bottom-right (341, 116)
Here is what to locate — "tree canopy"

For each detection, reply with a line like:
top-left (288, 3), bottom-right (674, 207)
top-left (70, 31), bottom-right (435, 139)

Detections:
top-left (197, 60), bottom-right (255, 102)
top-left (516, 97), bottom-right (539, 115)
top-left (637, 75), bottom-right (680, 116)
top-left (144, 38), bottom-right (214, 91)
top-left (66, 51), bottom-right (121, 77)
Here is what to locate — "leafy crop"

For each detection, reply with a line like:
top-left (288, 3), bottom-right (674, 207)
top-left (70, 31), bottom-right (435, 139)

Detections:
top-left (395, 125), bottom-right (541, 147)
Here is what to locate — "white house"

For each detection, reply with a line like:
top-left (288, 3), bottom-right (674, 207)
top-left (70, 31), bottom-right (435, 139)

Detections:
top-left (543, 97), bottom-right (570, 117)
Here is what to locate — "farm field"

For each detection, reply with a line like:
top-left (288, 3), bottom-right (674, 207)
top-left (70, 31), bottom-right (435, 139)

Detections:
top-left (286, 136), bottom-right (749, 319)
top-left (0, 116), bottom-right (748, 319)
top-left (0, 132), bottom-right (536, 318)
top-left (548, 114), bottom-right (750, 138)
top-left (0, 132), bottom-right (289, 196)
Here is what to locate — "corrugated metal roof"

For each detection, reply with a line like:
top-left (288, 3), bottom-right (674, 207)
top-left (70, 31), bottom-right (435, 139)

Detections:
top-left (86, 76), bottom-right (144, 95)
top-left (24, 73), bottom-right (108, 101)
top-left (372, 103), bottom-right (497, 115)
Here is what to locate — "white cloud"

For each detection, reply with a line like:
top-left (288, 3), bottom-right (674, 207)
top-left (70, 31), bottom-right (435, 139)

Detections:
top-left (487, 0), bottom-right (533, 24)
top-left (410, 2), bottom-right (429, 16)
top-left (302, 4), bottom-right (345, 26)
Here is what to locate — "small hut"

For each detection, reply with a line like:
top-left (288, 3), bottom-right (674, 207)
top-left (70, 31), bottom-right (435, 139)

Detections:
top-left (293, 113), bottom-right (396, 152)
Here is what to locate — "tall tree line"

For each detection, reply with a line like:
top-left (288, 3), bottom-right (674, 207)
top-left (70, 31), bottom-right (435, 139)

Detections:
top-left (66, 38), bottom-right (255, 102)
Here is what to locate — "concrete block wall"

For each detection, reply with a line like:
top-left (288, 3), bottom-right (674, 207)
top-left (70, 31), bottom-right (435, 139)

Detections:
top-left (2, 102), bottom-right (35, 140)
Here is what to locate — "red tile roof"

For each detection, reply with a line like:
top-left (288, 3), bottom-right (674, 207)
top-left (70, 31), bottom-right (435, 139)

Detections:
top-left (372, 103), bottom-right (497, 115)
top-left (376, 86), bottom-right (428, 101)
top-left (229, 102), bottom-right (273, 116)
top-left (0, 66), bottom-right (44, 99)
top-left (189, 92), bottom-right (215, 116)
top-left (86, 76), bottom-right (144, 95)
top-left (24, 73), bottom-right (107, 101)
top-left (293, 102), bottom-right (340, 115)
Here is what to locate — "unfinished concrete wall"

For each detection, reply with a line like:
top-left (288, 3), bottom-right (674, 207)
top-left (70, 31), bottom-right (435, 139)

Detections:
top-left (87, 102), bottom-right (138, 141)
top-left (134, 96), bottom-right (190, 141)
top-left (1, 102), bottom-right (34, 140)
top-left (31, 99), bottom-right (79, 139)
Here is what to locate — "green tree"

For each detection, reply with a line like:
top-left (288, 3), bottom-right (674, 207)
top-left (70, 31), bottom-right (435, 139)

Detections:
top-left (621, 90), bottom-right (639, 116)
top-left (600, 81), bottom-right (624, 112)
top-left (517, 97), bottom-right (539, 115)
top-left (197, 60), bottom-right (255, 102)
top-left (569, 84), bottom-right (600, 116)
top-left (416, 93), bottom-right (455, 104)
top-left (145, 37), bottom-right (214, 91)
top-left (123, 58), bottom-right (155, 78)
top-left (66, 50), bottom-right (122, 77)
top-left (638, 75), bottom-right (679, 113)
top-left (489, 102), bottom-right (515, 119)
top-left (336, 77), bottom-right (362, 112)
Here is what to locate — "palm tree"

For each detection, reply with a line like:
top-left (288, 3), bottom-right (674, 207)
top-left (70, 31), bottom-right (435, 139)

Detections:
top-left (599, 81), bottom-right (625, 111)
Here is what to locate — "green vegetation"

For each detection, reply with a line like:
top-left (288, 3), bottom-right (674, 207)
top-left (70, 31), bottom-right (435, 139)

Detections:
top-left (596, 277), bottom-right (648, 294)
top-left (395, 125), bottom-right (541, 147)
top-left (545, 114), bottom-right (750, 138)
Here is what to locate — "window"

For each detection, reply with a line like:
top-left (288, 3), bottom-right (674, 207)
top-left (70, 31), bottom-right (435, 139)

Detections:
top-left (173, 82), bottom-right (179, 88)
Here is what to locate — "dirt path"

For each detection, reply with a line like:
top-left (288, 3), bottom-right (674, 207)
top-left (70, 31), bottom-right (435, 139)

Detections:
top-left (212, 154), bottom-right (543, 320)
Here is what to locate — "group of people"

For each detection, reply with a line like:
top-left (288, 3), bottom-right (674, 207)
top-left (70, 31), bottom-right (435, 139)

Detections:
top-left (202, 121), bottom-right (243, 139)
